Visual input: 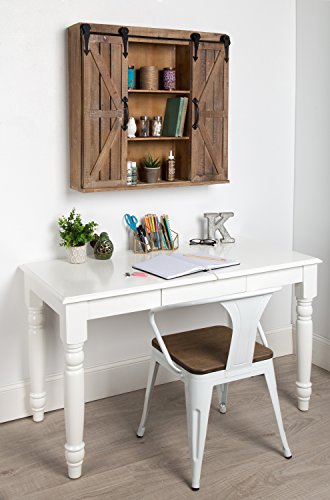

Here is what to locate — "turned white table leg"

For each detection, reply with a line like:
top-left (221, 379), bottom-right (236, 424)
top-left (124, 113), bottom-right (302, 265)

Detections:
top-left (295, 265), bottom-right (318, 412)
top-left (27, 293), bottom-right (46, 423)
top-left (63, 342), bottom-right (85, 479)
top-left (296, 298), bottom-right (313, 411)
top-left (60, 302), bottom-right (88, 479)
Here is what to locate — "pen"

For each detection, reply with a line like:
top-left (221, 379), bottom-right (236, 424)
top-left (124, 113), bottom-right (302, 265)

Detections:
top-left (162, 215), bottom-right (173, 249)
top-left (154, 216), bottom-right (161, 249)
top-left (150, 215), bottom-right (155, 233)
top-left (161, 221), bottom-right (170, 249)
top-left (144, 216), bottom-right (151, 234)
top-left (137, 224), bottom-right (151, 252)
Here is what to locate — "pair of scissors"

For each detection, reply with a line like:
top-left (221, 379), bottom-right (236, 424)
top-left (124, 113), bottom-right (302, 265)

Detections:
top-left (124, 213), bottom-right (138, 231)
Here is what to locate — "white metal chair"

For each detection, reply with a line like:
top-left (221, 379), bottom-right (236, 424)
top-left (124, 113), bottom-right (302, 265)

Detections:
top-left (137, 288), bottom-right (292, 491)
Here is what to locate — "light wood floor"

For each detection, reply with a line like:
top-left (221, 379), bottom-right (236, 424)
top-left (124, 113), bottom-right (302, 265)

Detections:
top-left (0, 356), bottom-right (329, 499)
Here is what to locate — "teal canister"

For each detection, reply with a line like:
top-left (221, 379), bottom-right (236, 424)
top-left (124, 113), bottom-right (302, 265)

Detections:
top-left (128, 66), bottom-right (135, 89)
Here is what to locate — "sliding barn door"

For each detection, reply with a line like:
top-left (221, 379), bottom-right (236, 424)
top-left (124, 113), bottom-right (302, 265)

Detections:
top-left (82, 34), bottom-right (127, 189)
top-left (190, 42), bottom-right (228, 182)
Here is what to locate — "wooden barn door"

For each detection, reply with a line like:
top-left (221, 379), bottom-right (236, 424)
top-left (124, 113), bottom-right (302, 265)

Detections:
top-left (82, 34), bottom-right (127, 189)
top-left (190, 42), bottom-right (228, 182)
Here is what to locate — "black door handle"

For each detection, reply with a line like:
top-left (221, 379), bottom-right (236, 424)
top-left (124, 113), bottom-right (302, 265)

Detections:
top-left (192, 98), bottom-right (199, 130)
top-left (122, 96), bottom-right (129, 130)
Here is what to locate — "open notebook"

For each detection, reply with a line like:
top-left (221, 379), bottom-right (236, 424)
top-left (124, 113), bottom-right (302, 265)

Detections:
top-left (132, 253), bottom-right (240, 280)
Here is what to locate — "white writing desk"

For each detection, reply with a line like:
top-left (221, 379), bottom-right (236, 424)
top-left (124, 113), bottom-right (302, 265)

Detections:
top-left (20, 240), bottom-right (321, 479)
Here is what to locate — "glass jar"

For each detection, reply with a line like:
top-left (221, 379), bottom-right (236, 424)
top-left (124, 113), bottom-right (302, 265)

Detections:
top-left (151, 116), bottom-right (162, 137)
top-left (138, 116), bottom-right (150, 137)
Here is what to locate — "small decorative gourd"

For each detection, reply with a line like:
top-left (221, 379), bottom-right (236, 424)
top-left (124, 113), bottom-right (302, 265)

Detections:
top-left (90, 232), bottom-right (114, 260)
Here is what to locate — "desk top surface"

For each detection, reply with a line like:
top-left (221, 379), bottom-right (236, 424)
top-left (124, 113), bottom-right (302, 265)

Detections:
top-left (20, 239), bottom-right (321, 304)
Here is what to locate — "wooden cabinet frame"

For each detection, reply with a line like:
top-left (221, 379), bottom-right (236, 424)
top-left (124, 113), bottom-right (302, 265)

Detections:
top-left (68, 23), bottom-right (230, 192)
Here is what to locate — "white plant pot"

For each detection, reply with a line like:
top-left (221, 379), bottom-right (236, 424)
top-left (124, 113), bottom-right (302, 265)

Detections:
top-left (67, 244), bottom-right (87, 264)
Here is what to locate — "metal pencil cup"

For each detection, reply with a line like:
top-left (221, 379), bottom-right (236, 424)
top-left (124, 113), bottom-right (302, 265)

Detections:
top-left (133, 230), bottom-right (179, 254)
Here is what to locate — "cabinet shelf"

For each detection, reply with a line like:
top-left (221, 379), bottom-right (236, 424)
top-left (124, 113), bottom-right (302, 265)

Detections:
top-left (128, 136), bottom-right (189, 141)
top-left (124, 179), bottom-right (230, 190)
top-left (128, 89), bottom-right (190, 95)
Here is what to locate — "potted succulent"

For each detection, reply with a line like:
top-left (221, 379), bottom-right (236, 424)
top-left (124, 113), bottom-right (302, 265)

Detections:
top-left (58, 208), bottom-right (98, 264)
top-left (142, 154), bottom-right (161, 183)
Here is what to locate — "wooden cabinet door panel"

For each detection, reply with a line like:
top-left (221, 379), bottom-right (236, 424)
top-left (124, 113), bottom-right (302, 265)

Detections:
top-left (82, 35), bottom-right (127, 189)
top-left (191, 42), bottom-right (228, 182)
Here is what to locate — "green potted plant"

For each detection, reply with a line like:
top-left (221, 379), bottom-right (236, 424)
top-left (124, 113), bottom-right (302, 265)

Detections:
top-left (141, 154), bottom-right (162, 183)
top-left (58, 208), bottom-right (98, 264)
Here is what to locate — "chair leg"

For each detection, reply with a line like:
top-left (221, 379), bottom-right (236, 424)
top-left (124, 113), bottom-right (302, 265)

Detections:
top-left (136, 356), bottom-right (159, 438)
top-left (216, 383), bottom-right (228, 414)
top-left (264, 362), bottom-right (292, 459)
top-left (185, 378), bottom-right (213, 491)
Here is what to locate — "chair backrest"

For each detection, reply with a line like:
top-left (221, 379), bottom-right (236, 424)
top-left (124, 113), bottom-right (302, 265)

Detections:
top-left (220, 291), bottom-right (274, 372)
top-left (149, 288), bottom-right (280, 376)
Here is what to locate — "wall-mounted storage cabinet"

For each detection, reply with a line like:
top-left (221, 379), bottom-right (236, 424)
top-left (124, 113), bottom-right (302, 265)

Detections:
top-left (68, 23), bottom-right (230, 192)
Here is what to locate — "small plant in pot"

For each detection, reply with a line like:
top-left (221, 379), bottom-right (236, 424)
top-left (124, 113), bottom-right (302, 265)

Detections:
top-left (58, 208), bottom-right (98, 264)
top-left (142, 154), bottom-right (161, 183)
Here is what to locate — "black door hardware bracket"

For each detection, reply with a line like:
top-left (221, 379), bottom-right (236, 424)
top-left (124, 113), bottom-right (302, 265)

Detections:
top-left (220, 34), bottom-right (231, 62)
top-left (81, 24), bottom-right (91, 55)
top-left (118, 27), bottom-right (129, 58)
top-left (190, 33), bottom-right (201, 61)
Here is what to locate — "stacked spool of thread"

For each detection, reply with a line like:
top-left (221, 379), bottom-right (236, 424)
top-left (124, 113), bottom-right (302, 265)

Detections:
top-left (140, 66), bottom-right (159, 90)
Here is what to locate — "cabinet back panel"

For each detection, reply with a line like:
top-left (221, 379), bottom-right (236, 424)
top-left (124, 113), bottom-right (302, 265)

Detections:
top-left (176, 45), bottom-right (190, 90)
top-left (129, 42), bottom-right (190, 91)
top-left (129, 42), bottom-right (175, 74)
top-left (129, 94), bottom-right (169, 121)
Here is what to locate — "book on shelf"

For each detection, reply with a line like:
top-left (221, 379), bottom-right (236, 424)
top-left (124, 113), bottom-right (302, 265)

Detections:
top-left (132, 253), bottom-right (240, 280)
top-left (162, 97), bottom-right (189, 137)
top-left (178, 97), bottom-right (189, 137)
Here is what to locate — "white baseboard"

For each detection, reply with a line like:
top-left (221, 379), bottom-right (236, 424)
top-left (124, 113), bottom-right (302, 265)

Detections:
top-left (0, 326), bottom-right (293, 423)
top-left (312, 333), bottom-right (330, 371)
top-left (263, 326), bottom-right (293, 358)
top-left (0, 356), bottom-right (178, 424)
top-left (292, 326), bottom-right (330, 372)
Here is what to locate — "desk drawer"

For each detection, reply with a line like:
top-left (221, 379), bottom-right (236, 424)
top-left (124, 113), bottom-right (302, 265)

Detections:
top-left (88, 290), bottom-right (161, 319)
top-left (161, 277), bottom-right (246, 306)
top-left (247, 268), bottom-right (303, 290)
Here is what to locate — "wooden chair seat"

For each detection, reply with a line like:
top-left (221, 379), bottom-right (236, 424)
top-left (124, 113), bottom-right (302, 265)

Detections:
top-left (152, 325), bottom-right (273, 375)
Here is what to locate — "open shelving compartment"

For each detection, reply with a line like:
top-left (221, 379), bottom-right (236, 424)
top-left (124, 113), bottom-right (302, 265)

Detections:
top-left (127, 39), bottom-right (191, 186)
top-left (68, 23), bottom-right (230, 192)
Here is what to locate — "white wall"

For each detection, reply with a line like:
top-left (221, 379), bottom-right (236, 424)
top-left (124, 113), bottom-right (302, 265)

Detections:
top-left (0, 0), bottom-right (296, 420)
top-left (295, 0), bottom-right (330, 368)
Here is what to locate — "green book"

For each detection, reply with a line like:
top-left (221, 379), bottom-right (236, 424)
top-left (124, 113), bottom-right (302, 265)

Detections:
top-left (162, 97), bottom-right (185, 137)
top-left (178, 97), bottom-right (188, 137)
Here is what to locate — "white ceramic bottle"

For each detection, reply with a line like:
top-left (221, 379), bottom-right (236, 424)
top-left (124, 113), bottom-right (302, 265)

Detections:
top-left (127, 117), bottom-right (137, 138)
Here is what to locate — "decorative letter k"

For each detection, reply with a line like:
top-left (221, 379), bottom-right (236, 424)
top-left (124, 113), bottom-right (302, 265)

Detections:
top-left (204, 212), bottom-right (235, 243)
